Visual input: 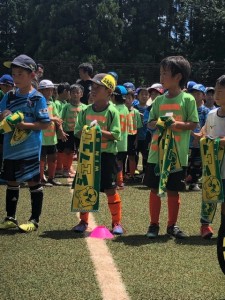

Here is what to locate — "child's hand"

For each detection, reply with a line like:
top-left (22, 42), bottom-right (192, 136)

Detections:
top-left (58, 129), bottom-right (68, 142)
top-left (52, 117), bottom-right (63, 126)
top-left (0, 110), bottom-right (12, 121)
top-left (219, 137), bottom-right (225, 147)
top-left (16, 121), bottom-right (26, 130)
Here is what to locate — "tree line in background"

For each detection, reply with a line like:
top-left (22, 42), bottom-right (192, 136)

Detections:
top-left (0, 0), bottom-right (225, 86)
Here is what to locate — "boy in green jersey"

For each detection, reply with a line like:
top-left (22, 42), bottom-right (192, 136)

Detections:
top-left (73, 73), bottom-right (124, 235)
top-left (112, 85), bottom-right (129, 189)
top-left (146, 56), bottom-right (199, 239)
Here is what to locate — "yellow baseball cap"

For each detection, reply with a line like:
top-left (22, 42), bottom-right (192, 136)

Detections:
top-left (91, 73), bottom-right (116, 91)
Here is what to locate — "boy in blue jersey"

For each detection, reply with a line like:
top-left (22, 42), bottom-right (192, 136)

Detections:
top-left (0, 54), bottom-right (50, 232)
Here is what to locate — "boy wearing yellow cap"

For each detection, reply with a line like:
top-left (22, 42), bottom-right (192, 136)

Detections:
top-left (73, 73), bottom-right (124, 234)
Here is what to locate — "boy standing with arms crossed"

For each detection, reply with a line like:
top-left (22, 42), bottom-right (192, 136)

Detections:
top-left (146, 56), bottom-right (199, 239)
top-left (73, 73), bottom-right (124, 234)
top-left (0, 54), bottom-right (50, 232)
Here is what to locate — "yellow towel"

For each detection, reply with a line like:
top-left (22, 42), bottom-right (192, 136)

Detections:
top-left (200, 137), bottom-right (224, 203)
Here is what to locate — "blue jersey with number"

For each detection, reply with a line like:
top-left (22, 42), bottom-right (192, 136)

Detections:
top-left (0, 88), bottom-right (50, 160)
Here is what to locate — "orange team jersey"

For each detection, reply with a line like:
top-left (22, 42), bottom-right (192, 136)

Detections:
top-left (148, 91), bottom-right (199, 166)
top-left (74, 104), bottom-right (121, 154)
top-left (42, 101), bottom-right (59, 146)
top-left (115, 104), bottom-right (130, 152)
top-left (61, 103), bottom-right (87, 132)
top-left (127, 107), bottom-right (143, 135)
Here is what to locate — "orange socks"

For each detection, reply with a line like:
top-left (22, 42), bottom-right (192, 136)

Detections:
top-left (80, 212), bottom-right (89, 224)
top-left (149, 191), bottom-right (161, 225)
top-left (129, 157), bottom-right (136, 177)
top-left (63, 153), bottom-right (74, 171)
top-left (56, 152), bottom-right (64, 172)
top-left (117, 170), bottom-right (123, 186)
top-left (167, 194), bottom-right (180, 227)
top-left (107, 193), bottom-right (122, 225)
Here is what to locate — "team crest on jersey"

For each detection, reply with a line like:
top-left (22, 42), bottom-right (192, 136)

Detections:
top-left (39, 108), bottom-right (48, 113)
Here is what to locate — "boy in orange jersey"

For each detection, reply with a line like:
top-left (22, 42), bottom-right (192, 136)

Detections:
top-left (60, 84), bottom-right (87, 177)
top-left (38, 80), bottom-right (67, 186)
top-left (146, 56), bottom-right (199, 239)
top-left (73, 73), bottom-right (124, 235)
top-left (125, 89), bottom-right (142, 181)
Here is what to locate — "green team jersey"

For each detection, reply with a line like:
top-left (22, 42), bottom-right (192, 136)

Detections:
top-left (42, 101), bottom-right (60, 146)
top-left (115, 104), bottom-right (129, 152)
top-left (61, 102), bottom-right (87, 132)
top-left (127, 107), bottom-right (143, 135)
top-left (54, 99), bottom-right (67, 115)
top-left (148, 92), bottom-right (199, 166)
top-left (74, 103), bottom-right (121, 154)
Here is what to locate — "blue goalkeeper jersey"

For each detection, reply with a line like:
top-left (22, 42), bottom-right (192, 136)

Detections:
top-left (0, 88), bottom-right (50, 160)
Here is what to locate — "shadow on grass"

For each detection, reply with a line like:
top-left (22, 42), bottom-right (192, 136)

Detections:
top-left (175, 235), bottom-right (217, 246)
top-left (0, 229), bottom-right (20, 235)
top-left (133, 185), bottom-right (150, 191)
top-left (39, 230), bottom-right (85, 240)
top-left (112, 234), bottom-right (171, 246)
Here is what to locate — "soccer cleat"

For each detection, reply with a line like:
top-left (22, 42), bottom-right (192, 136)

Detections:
top-left (0, 217), bottom-right (18, 229)
top-left (112, 223), bottom-right (124, 235)
top-left (146, 224), bottom-right (159, 238)
top-left (72, 221), bottom-right (88, 233)
top-left (41, 179), bottom-right (53, 187)
top-left (63, 171), bottom-right (75, 178)
top-left (167, 225), bottom-right (188, 239)
top-left (117, 183), bottom-right (125, 190)
top-left (47, 179), bottom-right (62, 186)
top-left (18, 221), bottom-right (38, 233)
top-left (189, 184), bottom-right (201, 191)
top-left (201, 224), bottom-right (213, 239)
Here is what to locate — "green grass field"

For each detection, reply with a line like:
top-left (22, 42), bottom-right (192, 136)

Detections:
top-left (0, 179), bottom-right (225, 300)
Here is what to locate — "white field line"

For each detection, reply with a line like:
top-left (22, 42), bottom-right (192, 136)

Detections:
top-left (69, 177), bottom-right (130, 300)
top-left (84, 213), bottom-right (130, 300)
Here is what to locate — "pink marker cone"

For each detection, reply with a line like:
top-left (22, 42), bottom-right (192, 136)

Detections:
top-left (89, 226), bottom-right (114, 239)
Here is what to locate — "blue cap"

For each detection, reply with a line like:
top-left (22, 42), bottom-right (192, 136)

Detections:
top-left (0, 74), bottom-right (14, 86)
top-left (187, 81), bottom-right (197, 92)
top-left (123, 82), bottom-right (135, 91)
top-left (108, 71), bottom-right (118, 81)
top-left (114, 85), bottom-right (128, 96)
top-left (190, 84), bottom-right (206, 94)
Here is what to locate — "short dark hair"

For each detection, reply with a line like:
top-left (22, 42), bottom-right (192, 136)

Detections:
top-left (11, 65), bottom-right (32, 74)
top-left (37, 63), bottom-right (44, 70)
top-left (78, 63), bottom-right (93, 76)
top-left (160, 56), bottom-right (191, 88)
top-left (216, 75), bottom-right (225, 86)
top-left (126, 90), bottom-right (135, 98)
top-left (57, 82), bottom-right (70, 94)
top-left (70, 84), bottom-right (84, 92)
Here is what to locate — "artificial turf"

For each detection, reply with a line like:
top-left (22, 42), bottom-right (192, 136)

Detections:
top-left (0, 180), bottom-right (225, 300)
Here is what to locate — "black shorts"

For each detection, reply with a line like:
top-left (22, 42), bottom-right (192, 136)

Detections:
top-left (127, 135), bottom-right (137, 156)
top-left (57, 132), bottom-right (80, 152)
top-left (117, 151), bottom-right (127, 162)
top-left (143, 163), bottom-right (186, 192)
top-left (100, 153), bottom-right (118, 192)
top-left (0, 134), bottom-right (4, 145)
top-left (137, 140), bottom-right (148, 157)
top-left (41, 145), bottom-right (57, 156)
top-left (1, 158), bottom-right (40, 183)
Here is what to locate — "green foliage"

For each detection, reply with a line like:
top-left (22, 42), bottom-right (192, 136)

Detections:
top-left (1, 0), bottom-right (225, 84)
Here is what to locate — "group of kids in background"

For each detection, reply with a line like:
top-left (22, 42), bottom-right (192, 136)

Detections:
top-left (0, 54), bottom-right (224, 242)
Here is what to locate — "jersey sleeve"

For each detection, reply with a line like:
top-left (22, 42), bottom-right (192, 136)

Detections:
top-left (108, 108), bottom-right (121, 141)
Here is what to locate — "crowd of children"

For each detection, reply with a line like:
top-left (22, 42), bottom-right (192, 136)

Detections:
top-left (0, 54), bottom-right (224, 244)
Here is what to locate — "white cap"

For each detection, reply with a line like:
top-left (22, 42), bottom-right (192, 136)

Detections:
top-left (148, 83), bottom-right (164, 94)
top-left (39, 79), bottom-right (54, 89)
